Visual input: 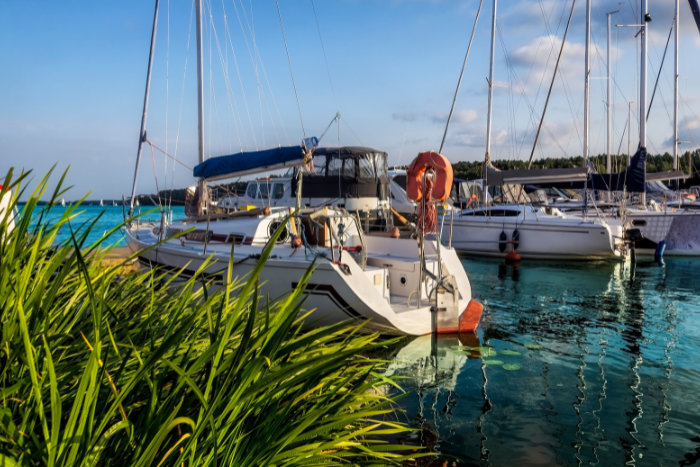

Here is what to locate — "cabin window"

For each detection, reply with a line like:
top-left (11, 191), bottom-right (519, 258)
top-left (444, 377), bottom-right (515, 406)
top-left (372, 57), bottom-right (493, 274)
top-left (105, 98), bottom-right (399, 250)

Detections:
top-left (246, 184), bottom-right (257, 198)
top-left (272, 183), bottom-right (285, 199)
top-left (184, 230), bottom-right (213, 242)
top-left (257, 182), bottom-right (271, 199)
top-left (469, 209), bottom-right (520, 217)
top-left (632, 220), bottom-right (647, 227)
top-left (225, 233), bottom-right (246, 244)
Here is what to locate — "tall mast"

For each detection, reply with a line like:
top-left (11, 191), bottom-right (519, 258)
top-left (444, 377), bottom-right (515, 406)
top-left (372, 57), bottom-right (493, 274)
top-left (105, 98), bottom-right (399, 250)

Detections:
top-left (673, 0), bottom-right (679, 170)
top-left (583, 0), bottom-right (591, 168)
top-left (129, 0), bottom-right (160, 212)
top-left (640, 0), bottom-right (648, 149)
top-left (628, 101), bottom-right (633, 166)
top-left (606, 7), bottom-right (620, 173)
top-left (485, 0), bottom-right (497, 174)
top-left (195, 0), bottom-right (206, 211)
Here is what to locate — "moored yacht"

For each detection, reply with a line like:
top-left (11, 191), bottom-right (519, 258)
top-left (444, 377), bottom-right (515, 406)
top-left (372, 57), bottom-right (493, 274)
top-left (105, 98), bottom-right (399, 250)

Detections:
top-left (124, 0), bottom-right (482, 335)
top-left (451, 203), bottom-right (622, 260)
top-left (126, 147), bottom-right (481, 336)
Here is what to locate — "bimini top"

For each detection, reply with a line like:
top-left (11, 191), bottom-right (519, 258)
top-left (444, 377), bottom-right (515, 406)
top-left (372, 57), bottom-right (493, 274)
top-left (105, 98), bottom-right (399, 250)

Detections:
top-left (193, 146), bottom-right (307, 181)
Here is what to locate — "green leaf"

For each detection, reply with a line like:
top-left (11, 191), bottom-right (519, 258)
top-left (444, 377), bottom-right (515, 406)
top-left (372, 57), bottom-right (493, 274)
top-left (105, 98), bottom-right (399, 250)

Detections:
top-left (502, 364), bottom-right (522, 371)
top-left (482, 360), bottom-right (504, 365)
top-left (500, 350), bottom-right (522, 356)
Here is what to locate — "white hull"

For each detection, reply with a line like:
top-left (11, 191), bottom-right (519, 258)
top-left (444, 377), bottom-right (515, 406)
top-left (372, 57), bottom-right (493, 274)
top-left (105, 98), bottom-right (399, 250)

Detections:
top-left (450, 206), bottom-right (621, 260)
top-left (563, 209), bottom-right (700, 256)
top-left (125, 209), bottom-right (474, 335)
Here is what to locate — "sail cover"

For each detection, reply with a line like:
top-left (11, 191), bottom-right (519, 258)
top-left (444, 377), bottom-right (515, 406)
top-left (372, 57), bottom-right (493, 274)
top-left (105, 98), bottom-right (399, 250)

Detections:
top-left (485, 166), bottom-right (588, 186)
top-left (587, 147), bottom-right (647, 192)
top-left (193, 146), bottom-right (306, 181)
top-left (689, 0), bottom-right (700, 35)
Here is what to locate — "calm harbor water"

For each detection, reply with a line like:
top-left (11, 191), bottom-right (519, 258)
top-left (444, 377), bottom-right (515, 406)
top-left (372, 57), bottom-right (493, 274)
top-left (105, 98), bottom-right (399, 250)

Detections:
top-left (388, 256), bottom-right (700, 466)
top-left (33, 206), bottom-right (700, 464)
top-left (30, 205), bottom-right (185, 246)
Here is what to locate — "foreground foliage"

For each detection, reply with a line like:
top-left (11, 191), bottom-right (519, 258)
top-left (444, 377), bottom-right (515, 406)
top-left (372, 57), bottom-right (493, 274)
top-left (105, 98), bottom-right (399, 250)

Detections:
top-left (0, 169), bottom-right (424, 466)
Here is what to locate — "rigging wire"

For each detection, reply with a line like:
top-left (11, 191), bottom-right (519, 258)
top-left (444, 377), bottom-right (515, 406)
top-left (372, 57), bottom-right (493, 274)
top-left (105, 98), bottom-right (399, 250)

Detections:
top-left (207, 0), bottom-right (224, 156)
top-left (236, 4), bottom-right (289, 145)
top-left (165, 0), bottom-right (169, 204)
top-left (439, 0), bottom-right (483, 154)
top-left (342, 118), bottom-right (364, 146)
top-left (311, 0), bottom-right (338, 112)
top-left (646, 17), bottom-right (674, 122)
top-left (210, 0), bottom-right (258, 150)
top-left (496, 23), bottom-right (569, 157)
top-left (208, 1), bottom-right (249, 151)
top-left (228, 0), bottom-right (281, 147)
top-left (171, 0), bottom-right (195, 208)
top-left (276, 0), bottom-right (306, 138)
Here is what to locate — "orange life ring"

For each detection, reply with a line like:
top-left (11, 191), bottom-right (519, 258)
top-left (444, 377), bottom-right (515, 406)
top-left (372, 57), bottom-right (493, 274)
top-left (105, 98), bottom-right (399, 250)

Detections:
top-left (406, 151), bottom-right (453, 203)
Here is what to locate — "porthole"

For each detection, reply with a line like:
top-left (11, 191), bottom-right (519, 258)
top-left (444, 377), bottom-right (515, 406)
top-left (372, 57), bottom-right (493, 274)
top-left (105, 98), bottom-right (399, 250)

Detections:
top-left (631, 220), bottom-right (647, 227)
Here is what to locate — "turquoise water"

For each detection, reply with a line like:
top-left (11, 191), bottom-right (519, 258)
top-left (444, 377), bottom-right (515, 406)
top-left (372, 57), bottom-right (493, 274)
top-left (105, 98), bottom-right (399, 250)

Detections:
top-left (389, 257), bottom-right (700, 466)
top-left (29, 207), bottom-right (700, 464)
top-left (28, 205), bottom-right (185, 246)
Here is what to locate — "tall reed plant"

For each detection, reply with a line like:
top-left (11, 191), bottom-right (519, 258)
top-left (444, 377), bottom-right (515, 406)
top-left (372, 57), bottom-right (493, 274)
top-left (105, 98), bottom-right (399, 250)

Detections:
top-left (0, 168), bottom-right (427, 466)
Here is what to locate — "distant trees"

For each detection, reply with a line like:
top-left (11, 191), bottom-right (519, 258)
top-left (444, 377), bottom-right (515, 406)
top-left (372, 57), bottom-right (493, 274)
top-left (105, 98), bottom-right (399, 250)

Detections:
top-left (452, 150), bottom-right (700, 186)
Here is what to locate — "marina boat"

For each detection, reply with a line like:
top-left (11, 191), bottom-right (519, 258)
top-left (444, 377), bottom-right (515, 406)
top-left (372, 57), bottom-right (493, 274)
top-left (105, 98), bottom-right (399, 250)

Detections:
top-left (451, 203), bottom-right (622, 260)
top-left (126, 147), bottom-right (481, 335)
top-left (124, 0), bottom-right (482, 336)
top-left (437, 0), bottom-right (622, 261)
top-left (216, 146), bottom-right (399, 227)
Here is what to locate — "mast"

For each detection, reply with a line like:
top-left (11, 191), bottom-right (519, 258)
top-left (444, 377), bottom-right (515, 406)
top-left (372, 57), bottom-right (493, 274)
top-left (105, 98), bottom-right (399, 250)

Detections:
top-left (673, 0), bottom-right (679, 171)
top-left (583, 0), bottom-right (591, 169)
top-left (640, 0), bottom-right (648, 149)
top-left (129, 0), bottom-right (160, 212)
top-left (195, 0), bottom-right (206, 212)
top-left (583, 0), bottom-right (591, 216)
top-left (628, 101), bottom-right (633, 166)
top-left (606, 7), bottom-right (620, 173)
top-left (484, 0), bottom-right (497, 196)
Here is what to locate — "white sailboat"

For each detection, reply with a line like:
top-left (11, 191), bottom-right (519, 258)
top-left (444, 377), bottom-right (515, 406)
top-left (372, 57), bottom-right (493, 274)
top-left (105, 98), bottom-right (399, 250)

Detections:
top-left (100, 199), bottom-right (104, 207)
top-left (447, 0), bottom-right (622, 260)
top-left (125, 0), bottom-right (482, 335)
top-left (60, 198), bottom-right (65, 207)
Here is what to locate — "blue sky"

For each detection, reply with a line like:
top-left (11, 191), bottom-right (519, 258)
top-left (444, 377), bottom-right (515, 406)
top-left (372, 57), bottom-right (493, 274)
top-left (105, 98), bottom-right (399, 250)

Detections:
top-left (1, 0), bottom-right (699, 199)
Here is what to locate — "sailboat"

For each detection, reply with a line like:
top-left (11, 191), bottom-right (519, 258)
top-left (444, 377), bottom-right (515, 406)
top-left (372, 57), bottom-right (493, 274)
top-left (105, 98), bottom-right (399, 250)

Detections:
top-left (124, 0), bottom-right (482, 335)
top-left (447, 0), bottom-right (623, 260)
top-left (548, 0), bottom-right (700, 256)
top-left (60, 198), bottom-right (65, 207)
top-left (100, 199), bottom-right (104, 207)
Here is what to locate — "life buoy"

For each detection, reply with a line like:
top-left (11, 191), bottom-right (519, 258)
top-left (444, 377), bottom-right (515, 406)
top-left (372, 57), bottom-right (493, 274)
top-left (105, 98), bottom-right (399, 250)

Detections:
top-left (406, 151), bottom-right (453, 203)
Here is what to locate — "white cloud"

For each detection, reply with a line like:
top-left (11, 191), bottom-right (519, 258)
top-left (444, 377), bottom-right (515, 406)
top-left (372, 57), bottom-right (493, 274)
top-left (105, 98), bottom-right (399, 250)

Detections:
top-left (431, 109), bottom-right (478, 124)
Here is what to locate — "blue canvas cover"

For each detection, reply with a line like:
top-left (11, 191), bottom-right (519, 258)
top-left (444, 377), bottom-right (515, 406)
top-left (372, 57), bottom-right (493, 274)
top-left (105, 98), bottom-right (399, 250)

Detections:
top-left (193, 146), bottom-right (306, 181)
top-left (589, 147), bottom-right (647, 192)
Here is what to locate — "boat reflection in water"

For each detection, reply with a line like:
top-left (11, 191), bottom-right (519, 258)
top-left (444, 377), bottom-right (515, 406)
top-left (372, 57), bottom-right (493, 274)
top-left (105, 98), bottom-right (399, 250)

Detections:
top-left (387, 257), bottom-right (700, 466)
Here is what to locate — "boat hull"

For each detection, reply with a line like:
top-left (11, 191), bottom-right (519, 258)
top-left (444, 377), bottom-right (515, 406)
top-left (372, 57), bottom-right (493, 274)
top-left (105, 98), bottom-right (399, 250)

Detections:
top-left (450, 217), bottom-right (618, 260)
top-left (125, 228), bottom-right (473, 336)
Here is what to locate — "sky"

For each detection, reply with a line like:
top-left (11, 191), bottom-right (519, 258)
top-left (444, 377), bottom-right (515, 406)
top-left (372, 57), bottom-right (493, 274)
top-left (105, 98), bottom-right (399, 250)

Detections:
top-left (1, 0), bottom-right (699, 199)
